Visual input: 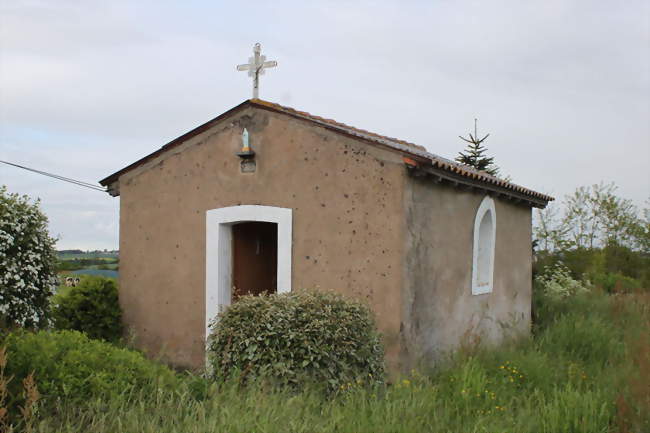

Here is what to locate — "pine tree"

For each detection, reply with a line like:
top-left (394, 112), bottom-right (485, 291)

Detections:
top-left (456, 119), bottom-right (499, 176)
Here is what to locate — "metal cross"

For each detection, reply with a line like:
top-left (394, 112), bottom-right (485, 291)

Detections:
top-left (236, 43), bottom-right (277, 99)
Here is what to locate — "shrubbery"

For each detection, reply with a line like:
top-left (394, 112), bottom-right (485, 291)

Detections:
top-left (208, 291), bottom-right (385, 391)
top-left (2, 330), bottom-right (177, 405)
top-left (0, 186), bottom-right (58, 329)
top-left (52, 276), bottom-right (123, 342)
top-left (533, 183), bottom-right (649, 292)
top-left (534, 245), bottom-right (649, 292)
top-left (535, 262), bottom-right (589, 300)
top-left (590, 272), bottom-right (642, 294)
top-left (9, 288), bottom-right (647, 432)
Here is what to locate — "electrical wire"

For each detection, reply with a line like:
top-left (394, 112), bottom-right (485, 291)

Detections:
top-left (0, 159), bottom-right (107, 192)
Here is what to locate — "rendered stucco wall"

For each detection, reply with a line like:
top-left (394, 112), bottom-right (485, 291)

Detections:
top-left (117, 107), bottom-right (406, 369)
top-left (401, 177), bottom-right (532, 370)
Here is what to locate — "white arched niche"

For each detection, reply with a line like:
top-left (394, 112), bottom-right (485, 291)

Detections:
top-left (472, 196), bottom-right (496, 295)
top-left (205, 205), bottom-right (292, 340)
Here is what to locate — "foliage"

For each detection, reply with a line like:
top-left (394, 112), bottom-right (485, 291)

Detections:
top-left (455, 123), bottom-right (499, 176)
top-left (535, 262), bottom-right (590, 300)
top-left (534, 244), bottom-right (650, 291)
top-left (532, 202), bottom-right (571, 253)
top-left (534, 183), bottom-right (649, 292)
top-left (51, 276), bottom-right (123, 342)
top-left (23, 290), bottom-right (650, 432)
top-left (535, 183), bottom-right (646, 252)
top-left (590, 272), bottom-right (641, 294)
top-left (0, 185), bottom-right (58, 329)
top-left (1, 345), bottom-right (41, 433)
top-left (2, 330), bottom-right (177, 406)
top-left (208, 290), bottom-right (385, 391)
top-left (632, 200), bottom-right (650, 253)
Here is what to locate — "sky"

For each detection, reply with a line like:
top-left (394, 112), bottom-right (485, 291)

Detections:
top-left (1, 0), bottom-right (648, 250)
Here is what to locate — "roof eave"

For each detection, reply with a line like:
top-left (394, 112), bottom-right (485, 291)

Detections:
top-left (99, 99), bottom-right (255, 187)
top-left (403, 157), bottom-right (552, 208)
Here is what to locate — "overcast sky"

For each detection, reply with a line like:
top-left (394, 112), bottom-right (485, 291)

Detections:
top-left (1, 0), bottom-right (648, 250)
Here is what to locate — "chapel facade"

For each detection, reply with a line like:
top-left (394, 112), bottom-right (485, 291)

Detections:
top-left (100, 99), bottom-right (552, 372)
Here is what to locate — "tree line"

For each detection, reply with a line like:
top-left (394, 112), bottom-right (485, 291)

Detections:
top-left (533, 182), bottom-right (649, 291)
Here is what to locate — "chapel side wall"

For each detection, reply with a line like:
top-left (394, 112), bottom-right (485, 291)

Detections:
top-left (401, 176), bottom-right (532, 370)
top-left (117, 107), bottom-right (407, 370)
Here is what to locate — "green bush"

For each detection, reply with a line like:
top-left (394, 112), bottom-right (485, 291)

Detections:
top-left (207, 291), bottom-right (385, 391)
top-left (589, 272), bottom-right (641, 293)
top-left (3, 330), bottom-right (177, 404)
top-left (51, 276), bottom-right (123, 342)
top-left (533, 245), bottom-right (650, 291)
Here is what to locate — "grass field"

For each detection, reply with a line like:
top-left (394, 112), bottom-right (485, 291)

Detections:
top-left (17, 288), bottom-right (648, 433)
top-left (56, 251), bottom-right (119, 283)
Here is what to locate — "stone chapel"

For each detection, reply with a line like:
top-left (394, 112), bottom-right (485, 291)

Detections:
top-left (100, 98), bottom-right (552, 371)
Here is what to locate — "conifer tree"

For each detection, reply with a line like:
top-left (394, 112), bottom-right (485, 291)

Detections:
top-left (456, 119), bottom-right (499, 176)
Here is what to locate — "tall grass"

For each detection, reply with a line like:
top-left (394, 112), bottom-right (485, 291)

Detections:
top-left (19, 290), bottom-right (650, 432)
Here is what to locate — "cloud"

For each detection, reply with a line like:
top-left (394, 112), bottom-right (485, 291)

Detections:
top-left (1, 0), bottom-right (648, 249)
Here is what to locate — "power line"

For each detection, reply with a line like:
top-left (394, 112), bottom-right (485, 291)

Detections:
top-left (0, 159), bottom-right (107, 192)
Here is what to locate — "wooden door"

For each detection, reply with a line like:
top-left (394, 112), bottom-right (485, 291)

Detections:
top-left (232, 222), bottom-right (278, 300)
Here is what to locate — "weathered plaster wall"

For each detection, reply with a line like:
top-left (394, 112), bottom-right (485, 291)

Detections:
top-left (401, 177), bottom-right (532, 370)
top-left (117, 107), bottom-right (406, 369)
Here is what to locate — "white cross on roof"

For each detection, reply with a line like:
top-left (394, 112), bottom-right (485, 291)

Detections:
top-left (236, 43), bottom-right (277, 99)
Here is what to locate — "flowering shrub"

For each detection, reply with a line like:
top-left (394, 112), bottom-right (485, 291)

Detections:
top-left (535, 262), bottom-right (589, 299)
top-left (0, 186), bottom-right (58, 328)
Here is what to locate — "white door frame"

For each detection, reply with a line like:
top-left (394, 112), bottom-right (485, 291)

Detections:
top-left (471, 196), bottom-right (496, 295)
top-left (205, 205), bottom-right (292, 340)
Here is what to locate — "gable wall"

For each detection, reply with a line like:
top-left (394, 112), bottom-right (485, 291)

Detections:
top-left (402, 176), bottom-right (532, 369)
top-left (117, 107), bottom-right (407, 369)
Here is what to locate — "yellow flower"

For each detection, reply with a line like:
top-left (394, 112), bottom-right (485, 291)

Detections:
top-left (402, 379), bottom-right (411, 386)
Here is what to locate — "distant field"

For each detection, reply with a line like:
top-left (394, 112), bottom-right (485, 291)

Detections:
top-left (57, 252), bottom-right (118, 260)
top-left (71, 269), bottom-right (119, 279)
top-left (56, 251), bottom-right (119, 279)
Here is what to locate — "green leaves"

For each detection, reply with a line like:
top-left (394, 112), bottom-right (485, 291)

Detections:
top-left (456, 130), bottom-right (500, 176)
top-left (207, 290), bottom-right (385, 391)
top-left (51, 276), bottom-right (123, 342)
top-left (0, 185), bottom-right (58, 329)
top-left (3, 330), bottom-right (177, 404)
